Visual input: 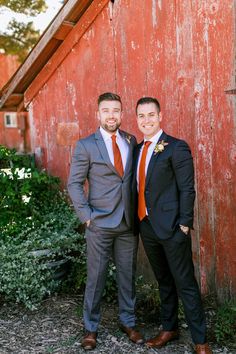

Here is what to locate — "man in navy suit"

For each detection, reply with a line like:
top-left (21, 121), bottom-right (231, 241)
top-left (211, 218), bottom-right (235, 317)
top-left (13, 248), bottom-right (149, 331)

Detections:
top-left (134, 97), bottom-right (212, 354)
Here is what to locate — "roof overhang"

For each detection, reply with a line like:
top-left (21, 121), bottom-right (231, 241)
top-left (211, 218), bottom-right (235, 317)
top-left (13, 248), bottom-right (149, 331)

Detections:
top-left (0, 0), bottom-right (96, 112)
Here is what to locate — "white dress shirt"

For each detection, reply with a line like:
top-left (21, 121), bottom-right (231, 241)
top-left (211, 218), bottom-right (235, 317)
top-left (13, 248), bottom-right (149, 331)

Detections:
top-left (137, 129), bottom-right (163, 188)
top-left (100, 127), bottom-right (129, 171)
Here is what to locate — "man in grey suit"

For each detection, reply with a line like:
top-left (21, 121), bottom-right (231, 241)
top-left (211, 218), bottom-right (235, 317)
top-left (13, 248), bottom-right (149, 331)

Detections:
top-left (68, 92), bottom-right (143, 350)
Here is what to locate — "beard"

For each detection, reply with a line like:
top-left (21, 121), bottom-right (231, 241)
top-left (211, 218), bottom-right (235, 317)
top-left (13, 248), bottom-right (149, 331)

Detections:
top-left (102, 121), bottom-right (121, 133)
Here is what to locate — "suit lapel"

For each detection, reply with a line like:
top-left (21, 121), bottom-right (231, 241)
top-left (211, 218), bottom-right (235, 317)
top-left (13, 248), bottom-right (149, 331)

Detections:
top-left (134, 142), bottom-right (143, 179)
top-left (145, 132), bottom-right (168, 186)
top-left (119, 130), bottom-right (132, 175)
top-left (94, 128), bottom-right (118, 175)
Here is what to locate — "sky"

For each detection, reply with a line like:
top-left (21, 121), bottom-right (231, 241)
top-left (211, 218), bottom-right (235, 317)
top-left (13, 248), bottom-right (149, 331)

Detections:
top-left (0, 0), bottom-right (63, 33)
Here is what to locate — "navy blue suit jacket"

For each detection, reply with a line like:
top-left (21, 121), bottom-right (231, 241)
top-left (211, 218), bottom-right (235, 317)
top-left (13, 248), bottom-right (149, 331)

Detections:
top-left (134, 131), bottom-right (195, 242)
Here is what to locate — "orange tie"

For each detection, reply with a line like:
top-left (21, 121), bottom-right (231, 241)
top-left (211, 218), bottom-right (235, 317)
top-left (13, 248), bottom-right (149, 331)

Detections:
top-left (111, 135), bottom-right (124, 177)
top-left (138, 141), bottom-right (152, 221)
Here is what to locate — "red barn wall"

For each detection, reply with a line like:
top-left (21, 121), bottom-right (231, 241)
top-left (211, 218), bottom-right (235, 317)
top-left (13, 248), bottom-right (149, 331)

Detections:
top-left (26, 0), bottom-right (236, 300)
top-left (0, 112), bottom-right (30, 152)
top-left (0, 55), bottom-right (30, 152)
top-left (0, 54), bottom-right (19, 88)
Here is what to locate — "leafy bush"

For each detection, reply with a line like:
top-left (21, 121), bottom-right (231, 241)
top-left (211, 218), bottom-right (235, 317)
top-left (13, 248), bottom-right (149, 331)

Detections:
top-left (136, 278), bottom-right (161, 312)
top-left (0, 239), bottom-right (54, 308)
top-left (136, 278), bottom-right (185, 324)
top-left (0, 145), bottom-right (33, 168)
top-left (0, 195), bottom-right (83, 309)
top-left (0, 145), bottom-right (15, 168)
top-left (0, 146), bottom-right (84, 309)
top-left (214, 302), bottom-right (236, 344)
top-left (102, 263), bottom-right (117, 303)
top-left (0, 168), bottom-right (61, 231)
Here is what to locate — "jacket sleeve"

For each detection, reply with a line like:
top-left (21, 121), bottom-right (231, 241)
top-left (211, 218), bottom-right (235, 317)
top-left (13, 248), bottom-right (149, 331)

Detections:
top-left (67, 140), bottom-right (92, 223)
top-left (172, 140), bottom-right (195, 228)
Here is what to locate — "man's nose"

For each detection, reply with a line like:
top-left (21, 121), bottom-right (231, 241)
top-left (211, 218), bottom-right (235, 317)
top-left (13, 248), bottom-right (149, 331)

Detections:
top-left (143, 115), bottom-right (151, 122)
top-left (108, 112), bottom-right (115, 118)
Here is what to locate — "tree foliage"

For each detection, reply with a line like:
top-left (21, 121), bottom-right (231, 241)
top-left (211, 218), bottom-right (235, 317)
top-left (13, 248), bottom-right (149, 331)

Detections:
top-left (0, 0), bottom-right (47, 62)
top-left (0, 0), bottom-right (47, 16)
top-left (0, 20), bottom-right (40, 62)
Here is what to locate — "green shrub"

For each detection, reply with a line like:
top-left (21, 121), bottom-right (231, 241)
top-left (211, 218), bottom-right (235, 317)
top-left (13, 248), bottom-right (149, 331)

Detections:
top-left (136, 278), bottom-right (161, 311)
top-left (0, 145), bottom-right (15, 168)
top-left (0, 146), bottom-right (84, 309)
top-left (0, 144), bottom-right (33, 168)
top-left (0, 167), bottom-right (61, 231)
top-left (0, 240), bottom-right (54, 308)
top-left (0, 196), bottom-right (83, 309)
top-left (214, 302), bottom-right (236, 344)
top-left (136, 279), bottom-right (185, 323)
top-left (102, 263), bottom-right (117, 303)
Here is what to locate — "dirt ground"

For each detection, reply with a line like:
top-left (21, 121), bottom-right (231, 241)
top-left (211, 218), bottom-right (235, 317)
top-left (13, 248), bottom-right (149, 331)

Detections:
top-left (0, 294), bottom-right (235, 354)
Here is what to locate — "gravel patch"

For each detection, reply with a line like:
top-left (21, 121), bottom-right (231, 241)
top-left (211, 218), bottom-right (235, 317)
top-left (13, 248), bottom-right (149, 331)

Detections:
top-left (0, 295), bottom-right (234, 354)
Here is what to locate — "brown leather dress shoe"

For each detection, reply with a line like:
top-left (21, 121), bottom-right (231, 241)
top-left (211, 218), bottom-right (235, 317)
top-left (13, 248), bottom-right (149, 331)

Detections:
top-left (195, 343), bottom-right (213, 354)
top-left (81, 332), bottom-right (97, 350)
top-left (146, 330), bottom-right (179, 348)
top-left (120, 324), bottom-right (144, 344)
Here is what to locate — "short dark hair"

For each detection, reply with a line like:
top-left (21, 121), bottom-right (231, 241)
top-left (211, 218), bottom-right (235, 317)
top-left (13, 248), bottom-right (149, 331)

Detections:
top-left (98, 92), bottom-right (122, 107)
top-left (136, 97), bottom-right (161, 113)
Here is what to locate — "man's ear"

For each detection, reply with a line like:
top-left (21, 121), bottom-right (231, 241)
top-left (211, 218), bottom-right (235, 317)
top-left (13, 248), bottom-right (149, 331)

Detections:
top-left (96, 110), bottom-right (100, 121)
top-left (159, 112), bottom-right (162, 122)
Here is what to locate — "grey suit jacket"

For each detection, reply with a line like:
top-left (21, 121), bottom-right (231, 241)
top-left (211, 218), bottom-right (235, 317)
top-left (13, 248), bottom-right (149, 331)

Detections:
top-left (67, 128), bottom-right (137, 229)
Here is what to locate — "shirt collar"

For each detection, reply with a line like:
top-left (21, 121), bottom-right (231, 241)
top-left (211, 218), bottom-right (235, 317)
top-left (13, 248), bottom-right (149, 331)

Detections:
top-left (144, 129), bottom-right (163, 145)
top-left (100, 126), bottom-right (121, 141)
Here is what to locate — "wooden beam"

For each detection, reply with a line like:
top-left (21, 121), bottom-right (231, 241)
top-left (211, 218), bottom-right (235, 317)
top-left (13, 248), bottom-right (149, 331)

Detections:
top-left (16, 38), bottom-right (61, 92)
top-left (53, 21), bottom-right (75, 40)
top-left (0, 93), bottom-right (24, 112)
top-left (0, 93), bottom-right (23, 109)
top-left (0, 106), bottom-right (18, 112)
top-left (225, 88), bottom-right (236, 95)
top-left (16, 99), bottom-right (26, 112)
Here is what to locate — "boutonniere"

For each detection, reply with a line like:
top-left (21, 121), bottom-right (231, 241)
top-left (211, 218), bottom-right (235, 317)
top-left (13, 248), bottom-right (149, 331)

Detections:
top-left (154, 140), bottom-right (168, 154)
top-left (125, 135), bottom-right (132, 144)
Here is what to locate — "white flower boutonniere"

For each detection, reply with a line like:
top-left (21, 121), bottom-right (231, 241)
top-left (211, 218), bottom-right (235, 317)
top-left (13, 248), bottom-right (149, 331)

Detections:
top-left (154, 140), bottom-right (168, 155)
top-left (125, 135), bottom-right (132, 144)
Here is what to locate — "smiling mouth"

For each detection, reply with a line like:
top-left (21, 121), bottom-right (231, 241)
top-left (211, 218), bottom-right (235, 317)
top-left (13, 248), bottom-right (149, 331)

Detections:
top-left (142, 124), bottom-right (153, 128)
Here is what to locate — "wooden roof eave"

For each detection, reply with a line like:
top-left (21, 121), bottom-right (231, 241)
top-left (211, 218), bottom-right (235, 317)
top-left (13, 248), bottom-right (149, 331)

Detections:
top-left (0, 0), bottom-right (94, 112)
